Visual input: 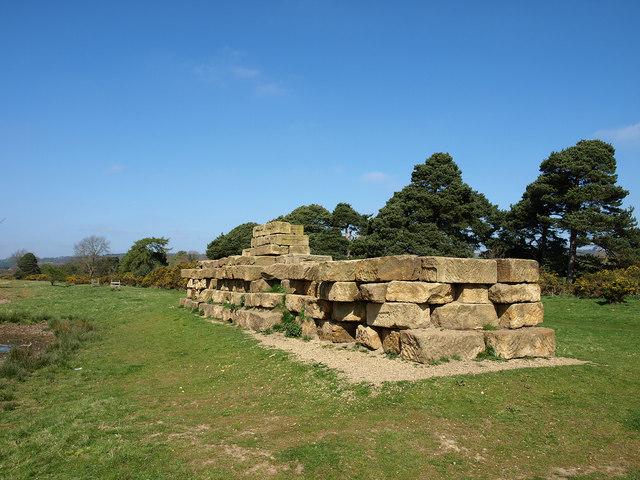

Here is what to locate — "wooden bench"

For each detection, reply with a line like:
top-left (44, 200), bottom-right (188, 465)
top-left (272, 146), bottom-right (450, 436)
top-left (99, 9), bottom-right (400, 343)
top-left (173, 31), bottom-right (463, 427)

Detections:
top-left (110, 281), bottom-right (121, 290)
top-left (91, 279), bottom-right (100, 287)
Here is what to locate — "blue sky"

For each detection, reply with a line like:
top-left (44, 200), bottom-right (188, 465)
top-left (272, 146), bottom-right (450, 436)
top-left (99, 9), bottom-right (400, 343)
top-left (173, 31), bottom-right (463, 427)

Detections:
top-left (1, 0), bottom-right (639, 258)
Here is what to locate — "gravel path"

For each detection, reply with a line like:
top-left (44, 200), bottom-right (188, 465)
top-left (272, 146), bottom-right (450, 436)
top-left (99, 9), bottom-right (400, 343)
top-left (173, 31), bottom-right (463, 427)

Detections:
top-left (244, 329), bottom-right (587, 385)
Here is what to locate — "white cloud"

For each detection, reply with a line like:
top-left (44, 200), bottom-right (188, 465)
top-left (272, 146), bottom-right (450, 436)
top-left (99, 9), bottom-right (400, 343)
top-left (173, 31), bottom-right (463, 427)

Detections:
top-left (193, 49), bottom-right (287, 96)
top-left (361, 171), bottom-right (390, 183)
top-left (595, 121), bottom-right (640, 143)
top-left (106, 164), bottom-right (126, 175)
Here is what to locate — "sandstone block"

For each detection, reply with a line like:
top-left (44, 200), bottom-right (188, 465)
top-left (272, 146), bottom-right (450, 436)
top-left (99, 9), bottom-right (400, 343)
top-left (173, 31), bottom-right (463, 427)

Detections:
top-left (250, 278), bottom-right (272, 293)
top-left (197, 259), bottom-right (219, 268)
top-left (432, 302), bottom-right (498, 330)
top-left (200, 303), bottom-right (225, 319)
top-left (235, 309), bottom-right (282, 331)
top-left (380, 329), bottom-right (401, 354)
top-left (309, 261), bottom-right (358, 282)
top-left (356, 325), bottom-right (383, 350)
top-left (332, 302), bottom-right (367, 322)
top-left (359, 283), bottom-right (387, 303)
top-left (386, 281), bottom-right (454, 304)
top-left (224, 266), bottom-right (266, 281)
top-left (497, 302), bottom-right (544, 328)
top-left (243, 293), bottom-right (284, 308)
top-left (285, 295), bottom-right (331, 319)
top-left (275, 254), bottom-right (332, 264)
top-left (484, 327), bottom-right (555, 359)
top-left (400, 329), bottom-right (486, 363)
top-left (186, 279), bottom-right (195, 288)
top-left (197, 289), bottom-right (215, 302)
top-left (317, 320), bottom-right (358, 343)
top-left (186, 288), bottom-right (194, 299)
top-left (301, 319), bottom-right (319, 339)
top-left (319, 282), bottom-right (360, 301)
top-left (422, 257), bottom-right (497, 284)
top-left (489, 283), bottom-right (541, 304)
top-left (182, 298), bottom-right (200, 310)
top-left (253, 221), bottom-right (299, 237)
top-left (251, 234), bottom-right (309, 248)
top-left (210, 290), bottom-right (232, 304)
top-left (366, 302), bottom-right (430, 329)
top-left (253, 256), bottom-right (278, 266)
top-left (288, 245), bottom-right (311, 255)
top-left (263, 262), bottom-right (315, 280)
top-left (456, 285), bottom-right (491, 303)
top-left (355, 255), bottom-right (424, 282)
top-left (249, 245), bottom-right (290, 256)
top-left (180, 268), bottom-right (198, 278)
top-left (496, 258), bottom-right (539, 283)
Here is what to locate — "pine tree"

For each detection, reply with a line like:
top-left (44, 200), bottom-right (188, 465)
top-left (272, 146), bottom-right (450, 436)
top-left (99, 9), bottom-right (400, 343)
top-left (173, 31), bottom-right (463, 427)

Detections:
top-left (16, 252), bottom-right (40, 278)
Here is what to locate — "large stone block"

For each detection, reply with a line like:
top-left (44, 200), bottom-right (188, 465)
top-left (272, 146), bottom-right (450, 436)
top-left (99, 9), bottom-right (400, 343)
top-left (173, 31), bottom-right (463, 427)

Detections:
top-left (356, 325), bottom-right (382, 350)
top-left (243, 292), bottom-right (284, 308)
top-left (235, 309), bottom-right (282, 331)
top-left (288, 245), bottom-right (311, 255)
top-left (380, 329), bottom-right (401, 354)
top-left (197, 259), bottom-right (219, 268)
top-left (359, 283), bottom-right (387, 303)
top-left (496, 258), bottom-right (539, 283)
top-left (332, 302), bottom-right (367, 322)
top-left (484, 327), bottom-right (555, 359)
top-left (386, 281), bottom-right (454, 304)
top-left (200, 303), bottom-right (225, 319)
top-left (210, 290), bottom-right (232, 304)
top-left (262, 262), bottom-right (315, 280)
top-left (275, 254), bottom-right (332, 264)
top-left (249, 245), bottom-right (290, 256)
top-left (251, 233), bottom-right (309, 248)
top-left (224, 265), bottom-right (264, 281)
top-left (456, 285), bottom-right (490, 304)
top-left (497, 302), bottom-right (544, 328)
top-left (317, 320), bottom-right (358, 343)
top-left (318, 282), bottom-right (360, 302)
top-left (489, 284), bottom-right (541, 304)
top-left (422, 257), bottom-right (497, 284)
top-left (285, 295), bottom-right (331, 319)
top-left (432, 302), bottom-right (498, 330)
top-left (301, 319), bottom-right (319, 339)
top-left (181, 268), bottom-right (198, 278)
top-left (253, 221), bottom-right (301, 237)
top-left (400, 329), bottom-right (486, 363)
top-left (309, 261), bottom-right (358, 282)
top-left (366, 302), bottom-right (430, 329)
top-left (354, 255), bottom-right (425, 282)
top-left (250, 278), bottom-right (272, 293)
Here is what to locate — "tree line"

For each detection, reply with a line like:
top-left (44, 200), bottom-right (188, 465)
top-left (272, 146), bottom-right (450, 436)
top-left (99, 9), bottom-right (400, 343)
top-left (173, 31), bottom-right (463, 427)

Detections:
top-left (207, 139), bottom-right (639, 283)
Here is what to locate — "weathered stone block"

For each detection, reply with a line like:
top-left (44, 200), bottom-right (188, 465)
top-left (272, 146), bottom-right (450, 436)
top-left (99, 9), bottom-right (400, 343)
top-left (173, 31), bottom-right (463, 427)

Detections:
top-left (309, 261), bottom-right (358, 282)
top-left (243, 293), bottom-right (284, 308)
top-left (210, 290), bottom-right (232, 304)
top-left (366, 302), bottom-right (430, 329)
top-left (359, 283), bottom-right (387, 303)
top-left (317, 320), bottom-right (358, 343)
top-left (282, 279), bottom-right (318, 296)
top-left (251, 233), bottom-right (309, 248)
top-left (332, 302), bottom-right (367, 322)
top-left (355, 255), bottom-right (425, 282)
top-left (356, 325), bottom-right (383, 350)
top-left (249, 245), bottom-right (290, 256)
top-left (301, 319), bottom-right (319, 339)
top-left (263, 263), bottom-right (315, 280)
top-left (275, 254), bottom-right (332, 264)
top-left (456, 284), bottom-right (491, 303)
top-left (386, 281), bottom-right (454, 304)
top-left (489, 284), bottom-right (541, 304)
top-left (484, 327), bottom-right (555, 359)
top-left (253, 256), bottom-right (278, 266)
top-left (285, 295), bottom-right (331, 319)
top-left (400, 329), bottom-right (486, 363)
top-left (250, 278), bottom-right (272, 293)
top-left (197, 259), bottom-right (219, 268)
top-left (496, 258), bottom-right (539, 283)
top-left (253, 221), bottom-right (299, 237)
top-left (181, 268), bottom-right (198, 278)
top-left (200, 303), bottom-right (225, 319)
top-left (288, 245), bottom-right (312, 255)
top-left (235, 309), bottom-right (282, 331)
top-left (380, 329), bottom-right (401, 354)
top-left (422, 257), bottom-right (497, 284)
top-left (432, 302), bottom-right (498, 330)
top-left (224, 266), bottom-right (266, 281)
top-left (318, 282), bottom-right (360, 302)
top-left (497, 302), bottom-right (544, 328)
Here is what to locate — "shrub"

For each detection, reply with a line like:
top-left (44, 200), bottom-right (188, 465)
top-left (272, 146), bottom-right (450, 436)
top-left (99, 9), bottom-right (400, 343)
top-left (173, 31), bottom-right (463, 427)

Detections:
top-left (24, 274), bottom-right (48, 281)
top-left (574, 267), bottom-right (639, 303)
top-left (273, 309), bottom-right (302, 338)
top-left (539, 269), bottom-right (571, 296)
top-left (65, 275), bottom-right (91, 285)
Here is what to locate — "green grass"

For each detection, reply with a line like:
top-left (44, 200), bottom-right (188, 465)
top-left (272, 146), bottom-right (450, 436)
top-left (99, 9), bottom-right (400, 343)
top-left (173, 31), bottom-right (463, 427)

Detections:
top-left (0, 282), bottom-right (639, 479)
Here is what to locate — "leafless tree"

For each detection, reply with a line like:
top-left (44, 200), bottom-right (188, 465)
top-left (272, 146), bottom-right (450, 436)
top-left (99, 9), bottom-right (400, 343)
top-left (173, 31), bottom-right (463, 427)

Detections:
top-left (74, 236), bottom-right (110, 278)
top-left (9, 249), bottom-right (28, 268)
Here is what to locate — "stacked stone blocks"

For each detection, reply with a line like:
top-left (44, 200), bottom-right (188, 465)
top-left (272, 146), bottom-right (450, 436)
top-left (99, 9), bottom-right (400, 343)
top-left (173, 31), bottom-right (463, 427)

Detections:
top-left (180, 222), bottom-right (555, 363)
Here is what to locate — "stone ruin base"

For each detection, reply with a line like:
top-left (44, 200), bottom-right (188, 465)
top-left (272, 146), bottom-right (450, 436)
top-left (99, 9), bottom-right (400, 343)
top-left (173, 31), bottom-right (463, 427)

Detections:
top-left (180, 221), bottom-right (555, 364)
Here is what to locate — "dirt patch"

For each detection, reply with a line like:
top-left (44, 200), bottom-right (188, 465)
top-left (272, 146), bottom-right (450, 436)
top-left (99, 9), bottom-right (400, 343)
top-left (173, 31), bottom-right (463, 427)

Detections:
top-left (237, 326), bottom-right (587, 385)
top-left (0, 322), bottom-right (54, 360)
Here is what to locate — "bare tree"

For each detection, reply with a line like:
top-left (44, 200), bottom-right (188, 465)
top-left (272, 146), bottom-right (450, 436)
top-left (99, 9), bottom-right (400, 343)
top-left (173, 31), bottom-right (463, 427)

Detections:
top-left (74, 236), bottom-right (110, 278)
top-left (9, 249), bottom-right (28, 268)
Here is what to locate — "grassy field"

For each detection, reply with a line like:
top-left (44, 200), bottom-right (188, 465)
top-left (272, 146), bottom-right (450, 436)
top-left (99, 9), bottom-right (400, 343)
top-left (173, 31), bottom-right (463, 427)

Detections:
top-left (0, 281), bottom-right (639, 479)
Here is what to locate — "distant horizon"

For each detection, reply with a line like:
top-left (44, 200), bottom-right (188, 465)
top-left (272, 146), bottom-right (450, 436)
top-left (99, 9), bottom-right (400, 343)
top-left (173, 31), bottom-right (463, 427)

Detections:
top-left (2, 1), bottom-right (639, 257)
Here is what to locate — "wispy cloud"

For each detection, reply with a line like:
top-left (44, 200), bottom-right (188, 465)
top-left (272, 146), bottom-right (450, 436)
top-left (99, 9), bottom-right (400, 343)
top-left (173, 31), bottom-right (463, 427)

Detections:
top-left (595, 121), bottom-right (640, 143)
top-left (193, 48), bottom-right (287, 97)
top-left (106, 164), bottom-right (126, 175)
top-left (361, 171), bottom-right (390, 183)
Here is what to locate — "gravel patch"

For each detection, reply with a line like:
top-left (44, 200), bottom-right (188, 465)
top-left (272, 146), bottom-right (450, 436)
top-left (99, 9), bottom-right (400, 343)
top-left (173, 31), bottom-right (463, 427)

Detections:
top-left (240, 327), bottom-right (587, 385)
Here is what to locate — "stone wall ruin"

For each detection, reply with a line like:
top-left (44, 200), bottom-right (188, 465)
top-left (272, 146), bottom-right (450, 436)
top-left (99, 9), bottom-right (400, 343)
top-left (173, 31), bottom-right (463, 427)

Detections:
top-left (180, 221), bottom-right (555, 363)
